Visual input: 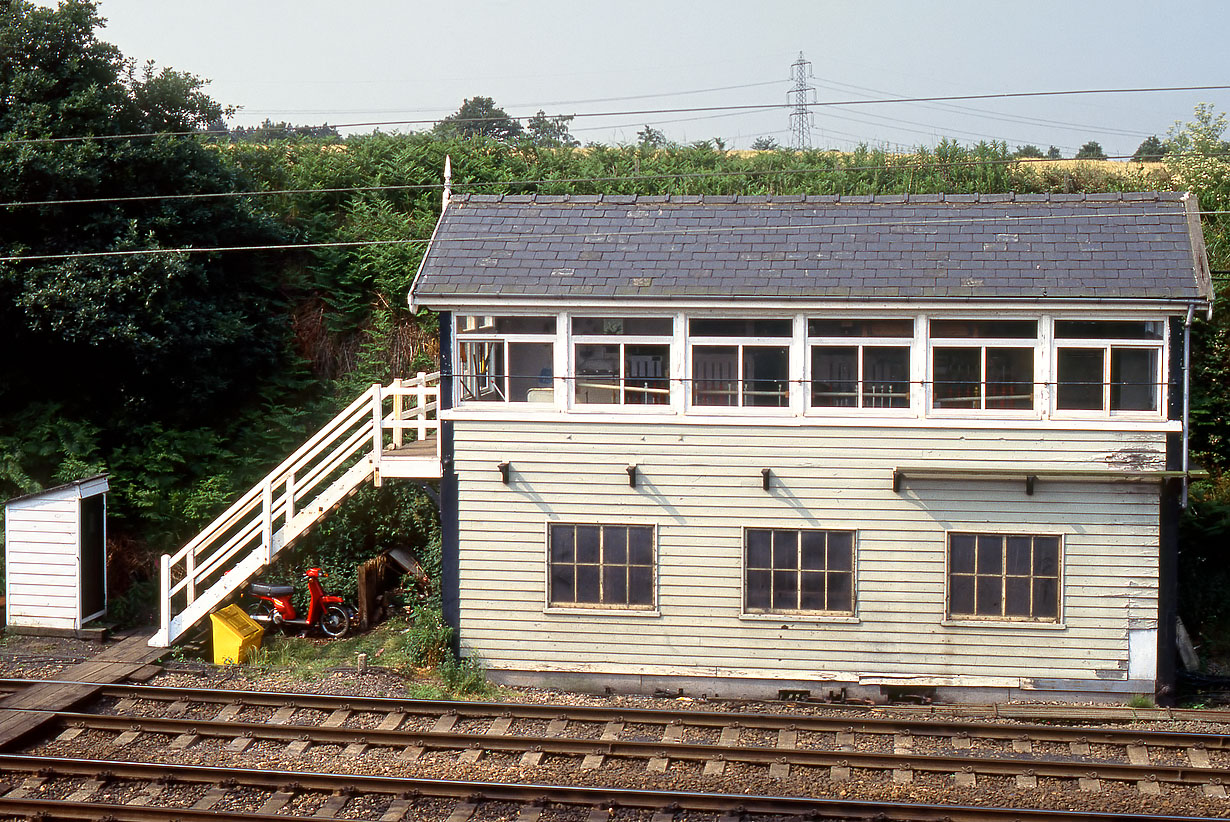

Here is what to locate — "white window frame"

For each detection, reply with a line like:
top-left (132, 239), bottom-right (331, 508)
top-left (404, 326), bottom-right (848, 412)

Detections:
top-left (926, 318), bottom-right (1043, 419)
top-left (685, 318), bottom-right (795, 414)
top-left (454, 315), bottom-right (557, 407)
top-left (805, 318), bottom-right (915, 416)
top-left (740, 526), bottom-right (858, 618)
top-left (1050, 320), bottom-right (1167, 420)
top-left (570, 317), bottom-right (674, 411)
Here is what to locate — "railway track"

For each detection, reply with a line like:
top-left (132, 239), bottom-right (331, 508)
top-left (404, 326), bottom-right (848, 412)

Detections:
top-left (5, 676), bottom-right (1230, 819)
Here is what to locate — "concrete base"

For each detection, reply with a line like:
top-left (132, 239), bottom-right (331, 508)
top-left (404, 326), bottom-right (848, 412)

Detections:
top-left (486, 668), bottom-right (1156, 705)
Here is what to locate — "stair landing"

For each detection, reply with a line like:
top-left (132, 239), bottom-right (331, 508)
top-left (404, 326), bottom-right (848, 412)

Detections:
top-left (380, 438), bottom-right (441, 479)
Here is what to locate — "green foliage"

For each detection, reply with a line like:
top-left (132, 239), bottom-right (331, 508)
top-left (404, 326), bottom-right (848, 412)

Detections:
top-left (526, 110), bottom-right (578, 148)
top-left (433, 96), bottom-right (524, 141)
top-left (636, 125), bottom-right (667, 149)
top-left (1013, 144), bottom-right (1045, 159)
top-left (750, 136), bottom-right (781, 151)
top-left (1046, 145), bottom-right (1063, 159)
top-left (225, 119), bottom-right (341, 143)
top-left (1075, 141), bottom-right (1108, 160)
top-left (1132, 135), bottom-right (1167, 163)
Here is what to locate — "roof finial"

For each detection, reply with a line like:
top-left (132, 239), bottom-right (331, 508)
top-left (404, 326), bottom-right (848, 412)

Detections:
top-left (442, 155), bottom-right (452, 211)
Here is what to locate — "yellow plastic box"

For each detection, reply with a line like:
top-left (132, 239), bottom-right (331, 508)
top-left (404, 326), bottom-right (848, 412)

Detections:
top-left (209, 604), bottom-right (263, 665)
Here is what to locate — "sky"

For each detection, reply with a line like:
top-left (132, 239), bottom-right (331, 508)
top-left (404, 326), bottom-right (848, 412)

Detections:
top-left (69, 0), bottom-right (1230, 156)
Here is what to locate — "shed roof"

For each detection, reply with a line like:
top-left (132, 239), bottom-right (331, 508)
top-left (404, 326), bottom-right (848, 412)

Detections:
top-left (409, 191), bottom-right (1212, 305)
top-left (4, 474), bottom-right (109, 507)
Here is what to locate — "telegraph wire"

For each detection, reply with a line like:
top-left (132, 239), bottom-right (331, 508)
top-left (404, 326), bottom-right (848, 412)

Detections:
top-left (4, 84), bottom-right (1228, 146)
top-left (3, 208), bottom-right (1228, 264)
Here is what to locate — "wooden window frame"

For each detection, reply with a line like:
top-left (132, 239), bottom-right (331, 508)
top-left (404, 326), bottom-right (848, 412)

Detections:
top-left (927, 319), bottom-right (1042, 417)
top-left (1051, 320), bottom-right (1166, 420)
top-left (545, 522), bottom-right (657, 611)
top-left (571, 318), bottom-right (674, 409)
top-left (806, 318), bottom-right (915, 413)
top-left (742, 527), bottom-right (856, 616)
top-left (454, 316), bottom-right (557, 406)
top-left (945, 531), bottom-right (1062, 624)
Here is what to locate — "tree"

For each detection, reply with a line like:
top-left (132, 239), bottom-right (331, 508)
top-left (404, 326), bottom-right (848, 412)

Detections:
top-left (1046, 146), bottom-right (1063, 159)
top-left (0, 0), bottom-right (287, 431)
top-left (637, 125), bottom-right (666, 149)
top-left (750, 136), bottom-right (781, 151)
top-left (227, 119), bottom-right (341, 143)
top-left (525, 110), bottom-right (578, 147)
top-left (1131, 135), bottom-right (1167, 163)
top-left (433, 96), bottom-right (523, 141)
top-left (1012, 144), bottom-right (1045, 159)
top-left (1075, 141), bottom-right (1107, 160)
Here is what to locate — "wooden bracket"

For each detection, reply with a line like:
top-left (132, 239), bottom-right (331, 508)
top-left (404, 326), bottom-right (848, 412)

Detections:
top-left (1026, 475), bottom-right (1037, 496)
top-left (497, 461), bottom-right (510, 484)
top-left (626, 464), bottom-right (638, 488)
top-left (892, 470), bottom-right (904, 493)
top-left (761, 468), bottom-right (771, 491)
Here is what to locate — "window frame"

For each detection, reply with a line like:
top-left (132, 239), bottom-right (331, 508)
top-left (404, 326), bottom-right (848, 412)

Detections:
top-left (454, 315), bottom-right (558, 406)
top-left (806, 318), bottom-right (915, 415)
top-left (686, 318), bottom-right (795, 413)
top-left (570, 317), bottom-right (674, 409)
top-left (944, 531), bottom-right (1063, 625)
top-left (544, 522), bottom-right (659, 613)
top-left (741, 527), bottom-right (857, 617)
top-left (1051, 320), bottom-right (1167, 420)
top-left (926, 318), bottom-right (1042, 418)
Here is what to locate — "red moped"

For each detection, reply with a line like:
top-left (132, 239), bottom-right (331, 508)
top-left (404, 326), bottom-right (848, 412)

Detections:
top-left (247, 567), bottom-right (356, 638)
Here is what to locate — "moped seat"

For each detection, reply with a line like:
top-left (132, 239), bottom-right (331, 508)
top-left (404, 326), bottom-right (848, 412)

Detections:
top-left (251, 583), bottom-right (294, 597)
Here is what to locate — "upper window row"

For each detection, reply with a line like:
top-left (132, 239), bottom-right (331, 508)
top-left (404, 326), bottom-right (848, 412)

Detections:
top-left (454, 315), bottom-right (1167, 417)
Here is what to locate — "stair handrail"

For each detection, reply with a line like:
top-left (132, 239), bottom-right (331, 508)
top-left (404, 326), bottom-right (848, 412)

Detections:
top-left (153, 373), bottom-right (441, 647)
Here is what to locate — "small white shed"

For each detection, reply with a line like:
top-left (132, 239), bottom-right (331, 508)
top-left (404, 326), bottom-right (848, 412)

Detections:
top-left (4, 475), bottom-right (109, 632)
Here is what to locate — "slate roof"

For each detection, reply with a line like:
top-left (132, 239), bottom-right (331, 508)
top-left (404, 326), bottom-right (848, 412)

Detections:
top-left (410, 192), bottom-right (1212, 304)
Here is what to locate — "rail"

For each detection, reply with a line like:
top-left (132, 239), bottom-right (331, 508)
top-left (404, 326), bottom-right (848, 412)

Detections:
top-left (150, 373), bottom-right (440, 647)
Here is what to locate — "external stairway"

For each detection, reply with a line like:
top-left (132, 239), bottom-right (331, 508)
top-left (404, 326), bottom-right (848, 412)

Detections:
top-left (150, 373), bottom-right (442, 647)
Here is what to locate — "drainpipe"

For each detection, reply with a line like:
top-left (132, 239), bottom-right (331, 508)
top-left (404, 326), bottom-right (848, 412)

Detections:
top-left (1183, 303), bottom-right (1193, 508)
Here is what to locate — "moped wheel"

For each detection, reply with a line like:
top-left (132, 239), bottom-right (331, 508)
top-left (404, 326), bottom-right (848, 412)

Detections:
top-left (320, 604), bottom-right (351, 638)
top-left (250, 603), bottom-right (281, 634)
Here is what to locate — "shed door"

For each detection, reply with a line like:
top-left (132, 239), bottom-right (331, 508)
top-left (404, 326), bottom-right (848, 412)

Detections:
top-left (79, 495), bottom-right (106, 619)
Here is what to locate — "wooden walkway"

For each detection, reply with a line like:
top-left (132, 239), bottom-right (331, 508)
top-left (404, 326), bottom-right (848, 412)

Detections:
top-left (0, 633), bottom-right (164, 749)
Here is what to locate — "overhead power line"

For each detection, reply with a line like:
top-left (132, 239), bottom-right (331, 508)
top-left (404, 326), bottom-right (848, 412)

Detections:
top-left (2, 208), bottom-right (1227, 264)
top-left (5, 84), bottom-right (1228, 147)
top-left (2, 149), bottom-right (1226, 210)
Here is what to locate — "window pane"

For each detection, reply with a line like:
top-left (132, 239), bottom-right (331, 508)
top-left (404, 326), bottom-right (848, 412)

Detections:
top-left (811, 346), bottom-right (858, 407)
top-left (800, 531), bottom-right (827, 569)
top-left (573, 317), bottom-right (673, 336)
top-left (692, 345), bottom-right (738, 406)
top-left (827, 571), bottom-right (853, 612)
top-left (628, 566), bottom-right (654, 605)
top-left (1033, 578), bottom-right (1059, 618)
top-left (950, 534), bottom-right (976, 574)
top-left (551, 525), bottom-right (575, 564)
top-left (828, 533), bottom-right (853, 572)
top-left (1006, 536), bottom-right (1032, 575)
top-left (930, 319), bottom-right (1037, 339)
top-left (458, 316), bottom-right (556, 335)
top-left (808, 318), bottom-right (914, 337)
top-left (773, 570), bottom-right (798, 610)
top-left (458, 341), bottom-right (506, 402)
top-left (744, 346), bottom-right (790, 407)
top-left (603, 565), bottom-right (628, 605)
top-left (1033, 537), bottom-right (1059, 576)
top-left (977, 535), bottom-right (1003, 574)
top-left (985, 348), bottom-right (1033, 410)
top-left (1004, 578), bottom-right (1032, 616)
top-left (576, 564), bottom-right (601, 603)
top-left (575, 344), bottom-right (620, 404)
top-left (625, 344), bottom-right (670, 405)
top-left (550, 564), bottom-right (574, 603)
top-left (976, 576), bottom-right (1002, 615)
top-left (1056, 348), bottom-right (1105, 410)
top-left (1110, 348), bottom-right (1158, 412)
top-left (950, 575), bottom-right (975, 614)
top-left (576, 526), bottom-right (600, 563)
top-left (800, 571), bottom-right (826, 610)
top-left (746, 530), bottom-right (772, 568)
top-left (772, 530), bottom-right (798, 569)
top-left (628, 527), bottom-right (654, 566)
top-left (862, 347), bottom-right (911, 408)
top-left (508, 342), bottom-right (554, 403)
top-left (690, 318), bottom-right (792, 337)
top-left (1055, 320), bottom-right (1163, 340)
top-left (933, 348), bottom-right (981, 409)
top-left (746, 569), bottom-right (772, 609)
top-left (604, 527), bottom-right (627, 564)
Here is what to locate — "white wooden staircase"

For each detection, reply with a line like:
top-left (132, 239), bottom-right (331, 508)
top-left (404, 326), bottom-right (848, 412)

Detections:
top-left (149, 373), bottom-right (442, 647)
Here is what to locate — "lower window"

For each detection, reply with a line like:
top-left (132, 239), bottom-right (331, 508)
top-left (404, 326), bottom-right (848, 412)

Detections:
top-left (947, 533), bottom-right (1060, 621)
top-left (549, 524), bottom-right (655, 608)
top-left (744, 529), bottom-right (854, 614)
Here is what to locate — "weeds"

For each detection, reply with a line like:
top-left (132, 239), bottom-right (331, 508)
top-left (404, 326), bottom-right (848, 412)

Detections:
top-left (1127, 694), bottom-right (1155, 709)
